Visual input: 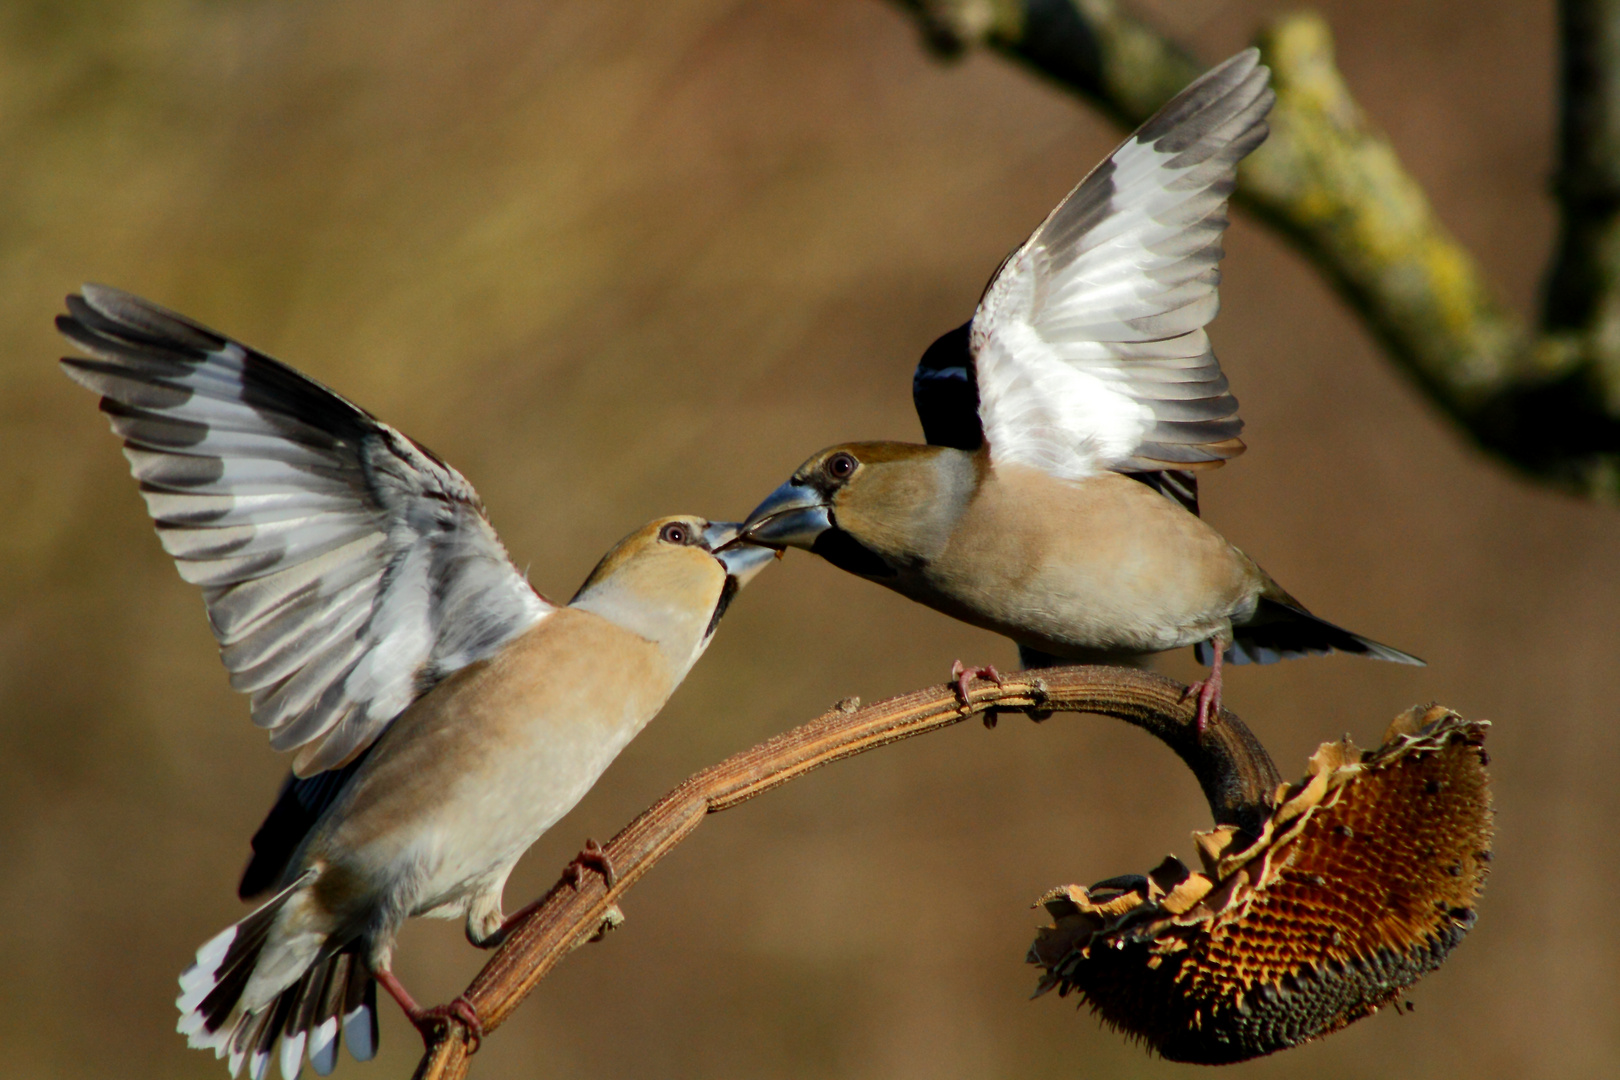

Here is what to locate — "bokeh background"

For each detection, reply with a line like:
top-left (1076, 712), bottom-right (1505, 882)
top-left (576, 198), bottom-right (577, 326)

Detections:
top-left (1, 1), bottom-right (1607, 1078)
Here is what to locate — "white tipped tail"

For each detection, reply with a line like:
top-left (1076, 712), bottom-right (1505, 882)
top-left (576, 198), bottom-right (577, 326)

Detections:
top-left (176, 872), bottom-right (378, 1080)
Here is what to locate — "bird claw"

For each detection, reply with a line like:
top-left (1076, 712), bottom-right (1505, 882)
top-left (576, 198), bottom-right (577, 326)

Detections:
top-left (412, 996), bottom-right (484, 1053)
top-left (949, 660), bottom-right (1004, 708)
top-left (1183, 637), bottom-right (1228, 733)
top-left (377, 969), bottom-right (486, 1054)
top-left (564, 838), bottom-right (617, 890)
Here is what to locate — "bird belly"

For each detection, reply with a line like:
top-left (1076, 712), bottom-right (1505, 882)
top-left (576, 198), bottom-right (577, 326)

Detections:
top-left (897, 561), bottom-right (1229, 659)
top-left (400, 715), bottom-right (648, 918)
top-left (893, 468), bottom-right (1256, 660)
top-left (302, 611), bottom-right (672, 943)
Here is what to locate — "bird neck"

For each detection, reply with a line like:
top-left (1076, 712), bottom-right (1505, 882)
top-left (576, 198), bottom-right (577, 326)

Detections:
top-left (568, 554), bottom-right (724, 679)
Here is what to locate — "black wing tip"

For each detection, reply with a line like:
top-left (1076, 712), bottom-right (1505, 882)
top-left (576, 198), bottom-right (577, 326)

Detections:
top-left (57, 285), bottom-right (387, 439)
top-left (76, 281), bottom-right (134, 312)
top-left (62, 283), bottom-right (229, 355)
top-left (1193, 47), bottom-right (1268, 103)
top-left (1322, 632), bottom-right (1426, 667)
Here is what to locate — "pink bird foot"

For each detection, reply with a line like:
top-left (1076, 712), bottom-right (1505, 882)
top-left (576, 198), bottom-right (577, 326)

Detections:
top-left (1183, 640), bottom-right (1226, 733)
top-left (376, 969), bottom-right (485, 1052)
top-left (563, 837), bottom-right (617, 890)
top-left (949, 660), bottom-right (1004, 707)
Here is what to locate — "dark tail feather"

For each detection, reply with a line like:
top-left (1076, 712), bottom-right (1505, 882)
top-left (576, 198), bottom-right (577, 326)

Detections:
top-left (176, 872), bottom-right (376, 1080)
top-left (1195, 598), bottom-right (1425, 667)
top-left (285, 947), bottom-right (377, 1079)
top-left (1016, 644), bottom-right (1067, 669)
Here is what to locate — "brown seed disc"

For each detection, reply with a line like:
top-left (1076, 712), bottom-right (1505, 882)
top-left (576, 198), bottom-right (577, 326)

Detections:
top-left (1028, 706), bottom-right (1493, 1063)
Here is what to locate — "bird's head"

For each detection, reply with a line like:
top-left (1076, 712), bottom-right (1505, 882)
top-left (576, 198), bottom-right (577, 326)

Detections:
top-left (570, 516), bottom-right (776, 665)
top-left (739, 442), bottom-right (973, 578)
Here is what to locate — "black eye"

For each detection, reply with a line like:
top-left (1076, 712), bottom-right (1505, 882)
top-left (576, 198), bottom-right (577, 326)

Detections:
top-left (659, 522), bottom-right (690, 545)
top-left (826, 452), bottom-right (857, 480)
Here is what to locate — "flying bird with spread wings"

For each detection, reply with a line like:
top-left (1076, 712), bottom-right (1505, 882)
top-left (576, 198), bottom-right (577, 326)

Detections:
top-left (59, 286), bottom-right (775, 1080)
top-left (739, 49), bottom-right (1421, 729)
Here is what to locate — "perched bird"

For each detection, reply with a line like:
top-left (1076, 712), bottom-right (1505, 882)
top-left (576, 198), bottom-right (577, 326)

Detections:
top-left (740, 49), bottom-right (1420, 727)
top-left (58, 286), bottom-right (775, 1080)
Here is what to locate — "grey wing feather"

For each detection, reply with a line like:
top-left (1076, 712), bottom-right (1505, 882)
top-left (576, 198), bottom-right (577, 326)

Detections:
top-left (59, 285), bottom-right (553, 776)
top-left (972, 48), bottom-right (1274, 481)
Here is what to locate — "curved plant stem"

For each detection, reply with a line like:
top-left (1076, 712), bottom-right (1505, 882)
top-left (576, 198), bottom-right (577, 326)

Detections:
top-left (411, 665), bottom-right (1280, 1079)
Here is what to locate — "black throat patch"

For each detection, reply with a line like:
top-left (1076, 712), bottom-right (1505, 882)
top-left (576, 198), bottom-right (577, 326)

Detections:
top-left (706, 573), bottom-right (741, 638)
top-left (811, 525), bottom-right (895, 579)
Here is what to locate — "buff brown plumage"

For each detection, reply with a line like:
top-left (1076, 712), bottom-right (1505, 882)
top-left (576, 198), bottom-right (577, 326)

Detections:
top-left (741, 50), bottom-right (1420, 728)
top-left (59, 286), bottom-right (774, 1079)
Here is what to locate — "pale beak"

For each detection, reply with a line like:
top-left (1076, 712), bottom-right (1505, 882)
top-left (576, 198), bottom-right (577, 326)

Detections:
top-left (739, 481), bottom-right (831, 549)
top-left (704, 521), bottom-right (779, 586)
top-left (702, 521), bottom-right (744, 550)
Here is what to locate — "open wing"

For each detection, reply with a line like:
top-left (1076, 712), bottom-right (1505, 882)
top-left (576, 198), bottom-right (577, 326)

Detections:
top-left (911, 319), bottom-right (1204, 514)
top-left (970, 48), bottom-right (1273, 482)
top-left (59, 286), bottom-right (552, 776)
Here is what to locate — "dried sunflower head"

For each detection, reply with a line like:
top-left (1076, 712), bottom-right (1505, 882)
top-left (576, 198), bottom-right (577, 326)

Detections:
top-left (1028, 705), bottom-right (1493, 1064)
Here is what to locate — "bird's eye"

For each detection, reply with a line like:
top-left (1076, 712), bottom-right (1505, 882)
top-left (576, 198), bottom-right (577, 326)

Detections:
top-left (826, 452), bottom-right (857, 480)
top-left (659, 522), bottom-right (690, 545)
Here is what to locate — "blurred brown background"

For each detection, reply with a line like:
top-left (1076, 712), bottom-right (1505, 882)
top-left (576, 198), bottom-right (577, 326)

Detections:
top-left (1, 1), bottom-right (1608, 1077)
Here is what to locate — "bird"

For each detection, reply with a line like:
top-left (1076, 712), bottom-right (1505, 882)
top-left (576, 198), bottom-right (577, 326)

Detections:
top-left (57, 285), bottom-right (776, 1080)
top-left (738, 48), bottom-right (1421, 729)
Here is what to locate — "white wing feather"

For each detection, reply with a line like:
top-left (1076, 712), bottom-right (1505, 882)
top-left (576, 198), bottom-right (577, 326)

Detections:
top-left (972, 48), bottom-right (1274, 481)
top-left (60, 286), bottom-right (553, 776)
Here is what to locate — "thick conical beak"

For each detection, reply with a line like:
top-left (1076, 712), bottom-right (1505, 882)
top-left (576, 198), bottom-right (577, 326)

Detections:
top-left (703, 521), bottom-right (779, 587)
top-left (702, 521), bottom-right (744, 550)
top-left (739, 481), bottom-right (831, 549)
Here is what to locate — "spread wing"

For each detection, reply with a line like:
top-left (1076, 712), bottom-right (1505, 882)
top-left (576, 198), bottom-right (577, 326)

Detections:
top-left (911, 319), bottom-right (1203, 514)
top-left (970, 48), bottom-right (1274, 482)
top-left (59, 286), bottom-right (553, 776)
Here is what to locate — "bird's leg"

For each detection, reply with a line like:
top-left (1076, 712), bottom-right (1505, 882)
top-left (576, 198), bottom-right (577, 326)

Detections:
top-left (949, 659), bottom-right (1004, 708)
top-left (470, 898), bottom-right (542, 950)
top-left (374, 968), bottom-right (485, 1053)
top-left (562, 838), bottom-right (617, 890)
top-left (1183, 639), bottom-right (1227, 733)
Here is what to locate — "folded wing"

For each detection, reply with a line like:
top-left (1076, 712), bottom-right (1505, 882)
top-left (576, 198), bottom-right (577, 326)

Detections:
top-left (59, 286), bottom-right (552, 776)
top-left (971, 48), bottom-right (1274, 481)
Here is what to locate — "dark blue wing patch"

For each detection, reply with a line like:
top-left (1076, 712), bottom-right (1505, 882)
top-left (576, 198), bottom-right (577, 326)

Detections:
top-left (911, 321), bottom-right (982, 451)
top-left (238, 752), bottom-right (370, 898)
top-left (911, 319), bottom-right (1199, 514)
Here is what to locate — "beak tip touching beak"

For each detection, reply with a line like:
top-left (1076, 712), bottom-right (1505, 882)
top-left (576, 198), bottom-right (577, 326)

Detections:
top-left (737, 480), bottom-right (832, 550)
top-left (704, 521), bottom-right (779, 586)
top-left (701, 521), bottom-right (744, 550)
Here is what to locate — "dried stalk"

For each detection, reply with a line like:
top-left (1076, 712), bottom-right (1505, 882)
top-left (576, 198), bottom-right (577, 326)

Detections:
top-left (411, 665), bottom-right (1280, 1079)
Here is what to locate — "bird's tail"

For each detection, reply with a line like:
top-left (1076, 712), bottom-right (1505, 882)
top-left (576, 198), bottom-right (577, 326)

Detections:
top-left (177, 871), bottom-right (378, 1080)
top-left (1196, 597), bottom-right (1425, 667)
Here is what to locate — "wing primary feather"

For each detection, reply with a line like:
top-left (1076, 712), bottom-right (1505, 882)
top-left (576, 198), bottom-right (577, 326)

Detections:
top-left (970, 49), bottom-right (1272, 482)
top-left (58, 286), bottom-right (552, 775)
